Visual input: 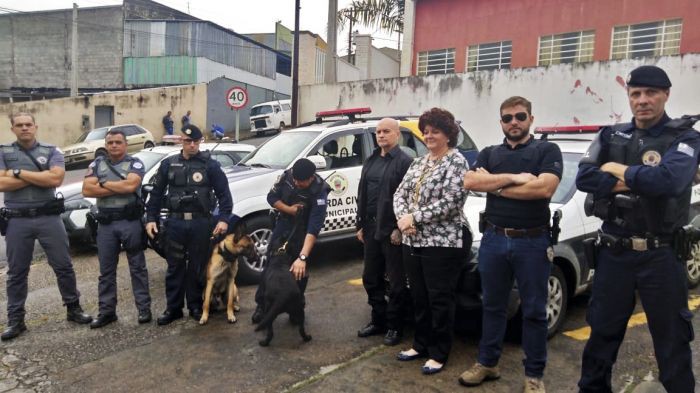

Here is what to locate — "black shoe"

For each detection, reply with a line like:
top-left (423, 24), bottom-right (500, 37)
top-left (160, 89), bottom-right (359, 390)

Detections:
top-left (157, 309), bottom-right (183, 326)
top-left (90, 314), bottom-right (117, 329)
top-left (357, 323), bottom-right (387, 338)
top-left (383, 329), bottom-right (402, 346)
top-left (66, 303), bottom-right (92, 324)
top-left (189, 309), bottom-right (203, 321)
top-left (251, 305), bottom-right (264, 324)
top-left (138, 309), bottom-right (152, 324)
top-left (1, 321), bottom-right (27, 341)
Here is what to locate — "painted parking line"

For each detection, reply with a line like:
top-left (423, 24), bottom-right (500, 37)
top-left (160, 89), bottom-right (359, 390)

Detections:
top-left (348, 278), bottom-right (363, 286)
top-left (563, 295), bottom-right (700, 341)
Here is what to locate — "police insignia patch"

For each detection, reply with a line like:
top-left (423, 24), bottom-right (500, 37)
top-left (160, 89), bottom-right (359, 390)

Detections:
top-left (642, 150), bottom-right (662, 166)
top-left (133, 162), bottom-right (144, 169)
top-left (192, 172), bottom-right (203, 182)
top-left (185, 129), bottom-right (192, 135)
top-left (37, 156), bottom-right (48, 165)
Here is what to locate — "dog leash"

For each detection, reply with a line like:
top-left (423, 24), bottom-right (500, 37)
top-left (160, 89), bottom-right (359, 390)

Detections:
top-left (276, 206), bottom-right (306, 255)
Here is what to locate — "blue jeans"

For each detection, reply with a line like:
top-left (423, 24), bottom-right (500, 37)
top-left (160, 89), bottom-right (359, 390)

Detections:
top-left (477, 228), bottom-right (551, 378)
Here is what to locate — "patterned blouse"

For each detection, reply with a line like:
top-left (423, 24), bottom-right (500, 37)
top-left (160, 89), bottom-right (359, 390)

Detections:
top-left (393, 149), bottom-right (469, 248)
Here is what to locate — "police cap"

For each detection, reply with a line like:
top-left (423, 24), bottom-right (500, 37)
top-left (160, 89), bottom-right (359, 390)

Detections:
top-left (292, 158), bottom-right (316, 180)
top-left (626, 65), bottom-right (672, 89)
top-left (181, 124), bottom-right (203, 140)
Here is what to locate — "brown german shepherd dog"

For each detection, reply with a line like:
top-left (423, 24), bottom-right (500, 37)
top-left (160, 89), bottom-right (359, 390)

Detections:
top-left (199, 224), bottom-right (257, 325)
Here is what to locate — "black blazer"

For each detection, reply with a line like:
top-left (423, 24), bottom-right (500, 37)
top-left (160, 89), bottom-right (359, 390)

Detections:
top-left (356, 144), bottom-right (413, 240)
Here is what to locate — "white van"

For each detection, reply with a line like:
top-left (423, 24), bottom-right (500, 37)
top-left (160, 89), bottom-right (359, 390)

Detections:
top-left (249, 99), bottom-right (292, 135)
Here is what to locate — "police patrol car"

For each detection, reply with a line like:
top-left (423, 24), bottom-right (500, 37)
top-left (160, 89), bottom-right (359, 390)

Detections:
top-left (229, 108), bottom-right (479, 282)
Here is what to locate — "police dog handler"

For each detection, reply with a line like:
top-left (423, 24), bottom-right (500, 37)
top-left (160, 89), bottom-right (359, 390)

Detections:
top-left (576, 66), bottom-right (698, 393)
top-left (146, 125), bottom-right (233, 326)
top-left (0, 112), bottom-right (92, 341)
top-left (83, 129), bottom-right (151, 328)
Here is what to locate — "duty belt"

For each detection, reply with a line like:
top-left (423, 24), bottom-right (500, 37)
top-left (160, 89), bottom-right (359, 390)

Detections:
top-left (168, 212), bottom-right (211, 220)
top-left (597, 230), bottom-right (672, 251)
top-left (96, 211), bottom-right (139, 224)
top-left (4, 207), bottom-right (61, 218)
top-left (486, 222), bottom-right (548, 238)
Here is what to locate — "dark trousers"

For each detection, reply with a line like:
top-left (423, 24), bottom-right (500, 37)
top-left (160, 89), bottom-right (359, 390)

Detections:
top-left (477, 229), bottom-right (551, 378)
top-left (403, 245), bottom-right (463, 364)
top-left (5, 215), bottom-right (81, 321)
top-left (255, 226), bottom-right (308, 306)
top-left (163, 217), bottom-right (211, 312)
top-left (578, 247), bottom-right (694, 393)
top-left (96, 219), bottom-right (151, 315)
top-left (362, 225), bottom-right (409, 330)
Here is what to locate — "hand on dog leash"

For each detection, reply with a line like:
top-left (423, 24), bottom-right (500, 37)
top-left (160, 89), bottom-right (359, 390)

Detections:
top-left (212, 221), bottom-right (228, 237)
top-left (145, 222), bottom-right (158, 239)
top-left (290, 258), bottom-right (306, 281)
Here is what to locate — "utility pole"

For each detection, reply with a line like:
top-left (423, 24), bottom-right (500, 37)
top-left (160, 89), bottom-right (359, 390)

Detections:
top-left (325, 0), bottom-right (337, 83)
top-left (291, 0), bottom-right (300, 127)
top-left (70, 3), bottom-right (78, 97)
top-left (347, 17), bottom-right (354, 64)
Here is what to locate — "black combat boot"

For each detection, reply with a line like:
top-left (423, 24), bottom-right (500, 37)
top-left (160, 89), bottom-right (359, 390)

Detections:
top-left (1, 320), bottom-right (27, 341)
top-left (66, 302), bottom-right (92, 324)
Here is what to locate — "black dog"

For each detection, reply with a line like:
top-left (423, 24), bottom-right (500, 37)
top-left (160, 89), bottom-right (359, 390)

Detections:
top-left (254, 237), bottom-right (312, 347)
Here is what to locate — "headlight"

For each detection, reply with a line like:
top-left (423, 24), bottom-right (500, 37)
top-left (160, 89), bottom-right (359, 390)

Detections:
top-left (73, 147), bottom-right (88, 154)
top-left (64, 198), bottom-right (93, 211)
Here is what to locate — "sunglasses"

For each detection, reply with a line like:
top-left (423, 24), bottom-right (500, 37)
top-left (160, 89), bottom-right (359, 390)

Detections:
top-left (501, 112), bottom-right (529, 123)
top-left (182, 138), bottom-right (201, 145)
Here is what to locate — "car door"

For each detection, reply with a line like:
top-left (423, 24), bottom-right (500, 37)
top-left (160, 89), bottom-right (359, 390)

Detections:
top-left (125, 126), bottom-right (147, 152)
top-left (307, 128), bottom-right (368, 236)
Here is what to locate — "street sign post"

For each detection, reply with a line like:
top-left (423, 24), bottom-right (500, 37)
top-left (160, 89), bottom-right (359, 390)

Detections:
top-left (226, 86), bottom-right (248, 142)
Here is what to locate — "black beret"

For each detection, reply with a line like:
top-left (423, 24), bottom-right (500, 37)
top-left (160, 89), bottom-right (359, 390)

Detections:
top-left (181, 124), bottom-right (203, 140)
top-left (292, 158), bottom-right (316, 180)
top-left (626, 65), bottom-right (672, 88)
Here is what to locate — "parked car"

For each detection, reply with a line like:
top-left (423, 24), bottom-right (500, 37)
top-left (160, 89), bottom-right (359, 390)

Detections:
top-left (63, 124), bottom-right (156, 165)
top-left (60, 142), bottom-right (256, 245)
top-left (249, 99), bottom-right (292, 135)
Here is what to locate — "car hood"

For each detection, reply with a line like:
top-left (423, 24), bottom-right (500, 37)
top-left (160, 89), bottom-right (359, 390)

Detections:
top-left (223, 165), bottom-right (284, 207)
top-left (63, 140), bottom-right (102, 153)
top-left (224, 165), bottom-right (280, 182)
top-left (57, 181), bottom-right (84, 201)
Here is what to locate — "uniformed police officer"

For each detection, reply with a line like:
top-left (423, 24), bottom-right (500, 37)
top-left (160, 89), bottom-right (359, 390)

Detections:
top-left (576, 66), bottom-right (699, 392)
top-left (0, 112), bottom-right (92, 341)
top-left (82, 129), bottom-right (151, 328)
top-left (145, 125), bottom-right (233, 325)
top-left (251, 158), bottom-right (330, 323)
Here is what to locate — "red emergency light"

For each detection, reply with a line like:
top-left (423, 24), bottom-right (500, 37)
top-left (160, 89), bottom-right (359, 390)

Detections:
top-left (535, 125), bottom-right (605, 134)
top-left (315, 107), bottom-right (372, 121)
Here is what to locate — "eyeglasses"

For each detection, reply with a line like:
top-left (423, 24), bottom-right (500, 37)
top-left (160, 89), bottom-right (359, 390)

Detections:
top-left (501, 112), bottom-right (529, 123)
top-left (182, 138), bottom-right (201, 145)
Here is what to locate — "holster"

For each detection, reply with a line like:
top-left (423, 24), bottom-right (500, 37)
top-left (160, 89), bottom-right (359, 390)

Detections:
top-left (673, 225), bottom-right (700, 261)
top-left (582, 237), bottom-right (599, 269)
top-left (478, 210), bottom-right (486, 233)
top-left (0, 208), bottom-right (8, 237)
top-left (550, 209), bottom-right (562, 245)
top-left (86, 211), bottom-right (98, 241)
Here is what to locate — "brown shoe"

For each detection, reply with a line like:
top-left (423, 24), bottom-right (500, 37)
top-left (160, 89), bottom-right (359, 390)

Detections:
top-left (523, 377), bottom-right (546, 393)
top-left (458, 363), bottom-right (500, 387)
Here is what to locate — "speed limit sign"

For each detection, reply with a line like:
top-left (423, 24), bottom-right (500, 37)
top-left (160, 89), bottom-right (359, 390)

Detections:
top-left (226, 87), bottom-right (248, 109)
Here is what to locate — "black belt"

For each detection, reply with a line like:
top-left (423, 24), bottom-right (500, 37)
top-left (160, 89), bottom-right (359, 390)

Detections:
top-left (598, 231), bottom-right (671, 251)
top-left (4, 208), bottom-right (60, 218)
top-left (486, 222), bottom-right (548, 238)
top-left (168, 212), bottom-right (211, 220)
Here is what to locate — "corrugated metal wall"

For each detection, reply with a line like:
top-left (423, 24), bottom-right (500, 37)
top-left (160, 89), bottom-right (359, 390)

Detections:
top-left (123, 56), bottom-right (197, 86)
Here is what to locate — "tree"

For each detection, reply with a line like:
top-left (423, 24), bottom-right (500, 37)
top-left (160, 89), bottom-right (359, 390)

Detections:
top-left (336, 0), bottom-right (405, 61)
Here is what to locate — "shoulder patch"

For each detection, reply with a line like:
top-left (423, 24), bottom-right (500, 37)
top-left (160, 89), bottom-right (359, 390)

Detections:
top-left (678, 142), bottom-right (695, 157)
top-left (133, 161), bottom-right (144, 169)
top-left (316, 198), bottom-right (326, 206)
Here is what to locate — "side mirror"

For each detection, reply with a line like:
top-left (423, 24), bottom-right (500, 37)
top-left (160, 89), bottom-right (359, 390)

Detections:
top-left (306, 155), bottom-right (327, 170)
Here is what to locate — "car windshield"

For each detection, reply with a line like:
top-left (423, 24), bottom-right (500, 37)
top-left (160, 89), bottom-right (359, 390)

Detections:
top-left (250, 105), bottom-right (273, 116)
top-left (240, 131), bottom-right (321, 169)
top-left (75, 127), bottom-right (109, 143)
top-left (551, 152), bottom-right (581, 204)
top-left (133, 150), bottom-right (167, 172)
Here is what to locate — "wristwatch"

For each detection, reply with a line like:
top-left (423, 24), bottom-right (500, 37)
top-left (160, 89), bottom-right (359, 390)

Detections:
top-left (12, 169), bottom-right (21, 179)
top-left (299, 254), bottom-right (307, 262)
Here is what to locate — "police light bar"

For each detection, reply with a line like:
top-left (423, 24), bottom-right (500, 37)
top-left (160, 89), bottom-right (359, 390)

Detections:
top-left (534, 125), bottom-right (605, 134)
top-left (315, 107), bottom-right (372, 121)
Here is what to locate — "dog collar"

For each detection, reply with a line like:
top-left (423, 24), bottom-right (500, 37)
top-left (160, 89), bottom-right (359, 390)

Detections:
top-left (219, 243), bottom-right (238, 262)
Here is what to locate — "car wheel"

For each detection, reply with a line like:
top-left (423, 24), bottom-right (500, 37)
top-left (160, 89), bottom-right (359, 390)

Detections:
top-left (144, 141), bottom-right (155, 149)
top-left (546, 265), bottom-right (568, 338)
top-left (95, 149), bottom-right (107, 158)
top-left (237, 214), bottom-right (273, 284)
top-left (687, 240), bottom-right (700, 288)
top-left (278, 122), bottom-right (285, 133)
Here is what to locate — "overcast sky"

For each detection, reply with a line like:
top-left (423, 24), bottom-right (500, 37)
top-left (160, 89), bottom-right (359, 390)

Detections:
top-left (0, 0), bottom-right (400, 54)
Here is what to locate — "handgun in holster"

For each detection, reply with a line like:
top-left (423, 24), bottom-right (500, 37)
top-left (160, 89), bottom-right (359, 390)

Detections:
top-left (674, 224), bottom-right (700, 261)
top-left (478, 210), bottom-right (486, 233)
top-left (0, 208), bottom-right (8, 237)
top-left (582, 237), bottom-right (600, 270)
top-left (550, 209), bottom-right (562, 245)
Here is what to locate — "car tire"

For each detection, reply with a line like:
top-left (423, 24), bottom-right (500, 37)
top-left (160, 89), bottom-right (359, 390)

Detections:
top-left (95, 149), bottom-right (107, 158)
top-left (278, 122), bottom-right (285, 133)
top-left (546, 264), bottom-right (568, 338)
top-left (144, 141), bottom-right (155, 149)
top-left (687, 240), bottom-right (700, 288)
top-left (237, 214), bottom-right (273, 284)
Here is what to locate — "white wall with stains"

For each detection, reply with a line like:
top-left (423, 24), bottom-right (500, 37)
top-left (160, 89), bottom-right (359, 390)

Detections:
top-left (299, 54), bottom-right (700, 148)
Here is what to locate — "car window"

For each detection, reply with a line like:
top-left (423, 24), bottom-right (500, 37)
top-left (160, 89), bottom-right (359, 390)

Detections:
top-left (128, 126), bottom-right (145, 135)
top-left (79, 127), bottom-right (109, 142)
top-left (241, 131), bottom-right (321, 169)
top-left (309, 129), bottom-right (366, 169)
top-left (457, 125), bottom-right (477, 151)
top-left (368, 127), bottom-right (428, 158)
top-left (282, 103), bottom-right (291, 111)
top-left (132, 151), bottom-right (168, 172)
top-left (211, 152), bottom-right (235, 168)
top-left (551, 152), bottom-right (581, 204)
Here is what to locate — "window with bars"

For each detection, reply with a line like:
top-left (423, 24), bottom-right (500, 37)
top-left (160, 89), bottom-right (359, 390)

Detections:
top-left (611, 19), bottom-right (682, 60)
top-left (417, 48), bottom-right (456, 76)
top-left (539, 30), bottom-right (595, 66)
top-left (466, 41), bottom-right (512, 72)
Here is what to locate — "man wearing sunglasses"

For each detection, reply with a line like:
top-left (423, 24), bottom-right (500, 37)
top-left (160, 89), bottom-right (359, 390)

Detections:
top-left (145, 125), bottom-right (233, 326)
top-left (576, 66), bottom-right (698, 392)
top-left (461, 96), bottom-right (562, 393)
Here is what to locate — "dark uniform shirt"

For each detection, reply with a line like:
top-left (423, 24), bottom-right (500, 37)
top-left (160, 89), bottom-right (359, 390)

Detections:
top-left (267, 171), bottom-right (329, 237)
top-left (364, 156), bottom-right (389, 217)
top-left (145, 150), bottom-right (233, 223)
top-left (475, 136), bottom-right (563, 229)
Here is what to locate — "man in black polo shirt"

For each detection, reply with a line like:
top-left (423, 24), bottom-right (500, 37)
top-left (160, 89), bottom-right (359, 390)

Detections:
top-left (460, 96), bottom-right (562, 393)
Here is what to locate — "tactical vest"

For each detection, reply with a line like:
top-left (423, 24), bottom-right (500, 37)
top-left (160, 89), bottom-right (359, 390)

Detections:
top-left (165, 154), bottom-right (214, 213)
top-left (608, 123), bottom-right (694, 235)
top-left (95, 157), bottom-right (138, 210)
top-left (1, 143), bottom-right (56, 205)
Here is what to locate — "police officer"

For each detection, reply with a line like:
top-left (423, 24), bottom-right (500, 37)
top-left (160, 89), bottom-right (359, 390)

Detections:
top-left (576, 66), bottom-right (698, 392)
top-left (145, 125), bottom-right (233, 325)
top-left (251, 158), bottom-right (330, 323)
top-left (0, 112), bottom-right (92, 341)
top-left (82, 129), bottom-right (151, 328)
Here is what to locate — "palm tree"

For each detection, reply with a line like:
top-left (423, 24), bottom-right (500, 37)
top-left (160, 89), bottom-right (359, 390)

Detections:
top-left (337, 0), bottom-right (405, 61)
